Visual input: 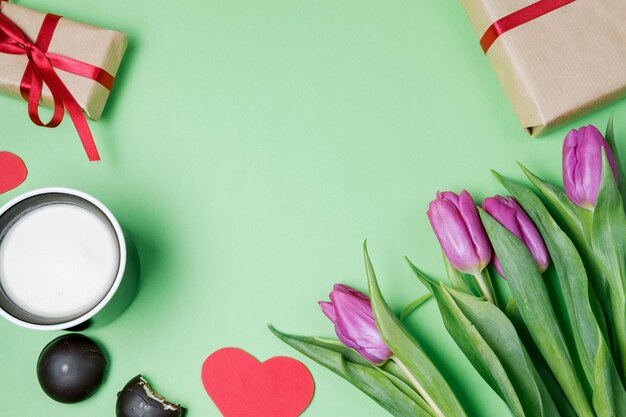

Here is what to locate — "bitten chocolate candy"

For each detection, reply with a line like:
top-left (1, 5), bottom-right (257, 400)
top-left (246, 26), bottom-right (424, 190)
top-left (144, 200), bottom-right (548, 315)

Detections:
top-left (116, 375), bottom-right (186, 417)
top-left (37, 334), bottom-right (107, 403)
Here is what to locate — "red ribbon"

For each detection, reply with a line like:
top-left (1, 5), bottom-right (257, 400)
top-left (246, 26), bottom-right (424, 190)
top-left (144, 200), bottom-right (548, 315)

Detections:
top-left (0, 7), bottom-right (116, 161)
top-left (480, 0), bottom-right (576, 53)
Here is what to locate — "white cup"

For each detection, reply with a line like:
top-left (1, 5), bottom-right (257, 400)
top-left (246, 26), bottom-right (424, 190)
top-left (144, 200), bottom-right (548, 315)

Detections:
top-left (0, 188), bottom-right (138, 330)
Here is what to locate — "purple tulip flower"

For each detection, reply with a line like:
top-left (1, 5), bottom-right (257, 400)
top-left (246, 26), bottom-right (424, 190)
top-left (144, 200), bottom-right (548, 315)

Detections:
top-left (483, 195), bottom-right (550, 276)
top-left (563, 125), bottom-right (618, 209)
top-left (427, 190), bottom-right (492, 275)
top-left (319, 284), bottom-right (392, 365)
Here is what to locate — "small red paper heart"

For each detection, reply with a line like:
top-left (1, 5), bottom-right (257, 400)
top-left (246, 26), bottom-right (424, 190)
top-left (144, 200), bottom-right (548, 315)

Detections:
top-left (0, 152), bottom-right (27, 194)
top-left (201, 347), bottom-right (315, 417)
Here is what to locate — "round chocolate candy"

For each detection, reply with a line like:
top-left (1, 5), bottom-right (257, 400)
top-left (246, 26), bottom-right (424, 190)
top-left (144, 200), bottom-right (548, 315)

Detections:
top-left (116, 375), bottom-right (186, 417)
top-left (37, 334), bottom-right (107, 403)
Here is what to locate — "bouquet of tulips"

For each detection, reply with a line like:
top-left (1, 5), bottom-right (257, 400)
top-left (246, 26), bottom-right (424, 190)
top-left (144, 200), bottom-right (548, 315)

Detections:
top-left (271, 116), bottom-right (626, 417)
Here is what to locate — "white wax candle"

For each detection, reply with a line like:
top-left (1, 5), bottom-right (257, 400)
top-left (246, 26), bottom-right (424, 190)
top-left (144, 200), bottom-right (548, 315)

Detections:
top-left (0, 203), bottom-right (120, 319)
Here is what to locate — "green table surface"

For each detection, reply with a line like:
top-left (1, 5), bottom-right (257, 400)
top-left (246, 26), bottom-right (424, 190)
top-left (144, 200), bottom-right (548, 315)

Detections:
top-left (1, 0), bottom-right (625, 416)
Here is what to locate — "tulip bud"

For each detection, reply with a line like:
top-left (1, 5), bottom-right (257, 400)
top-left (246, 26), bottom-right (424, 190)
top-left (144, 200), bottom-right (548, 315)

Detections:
top-left (482, 195), bottom-right (550, 276)
top-left (319, 284), bottom-right (392, 365)
top-left (427, 190), bottom-right (492, 275)
top-left (562, 125), bottom-right (618, 209)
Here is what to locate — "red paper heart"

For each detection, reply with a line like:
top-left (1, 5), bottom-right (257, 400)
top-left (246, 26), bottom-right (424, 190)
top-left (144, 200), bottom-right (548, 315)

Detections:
top-left (0, 152), bottom-right (27, 194)
top-left (201, 347), bottom-right (315, 417)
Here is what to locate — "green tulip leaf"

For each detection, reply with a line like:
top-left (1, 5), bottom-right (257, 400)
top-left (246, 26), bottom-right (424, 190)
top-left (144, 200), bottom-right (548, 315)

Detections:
top-left (506, 300), bottom-right (579, 417)
top-left (518, 165), bottom-right (613, 357)
top-left (604, 113), bottom-right (626, 206)
top-left (269, 326), bottom-right (435, 417)
top-left (479, 208), bottom-right (595, 417)
top-left (592, 330), bottom-right (616, 417)
top-left (377, 367), bottom-right (435, 412)
top-left (400, 293), bottom-right (432, 322)
top-left (364, 242), bottom-right (468, 417)
top-left (450, 288), bottom-right (561, 417)
top-left (495, 170), bottom-right (626, 416)
top-left (408, 259), bottom-right (557, 417)
top-left (281, 330), bottom-right (418, 391)
top-left (344, 361), bottom-right (436, 417)
top-left (517, 164), bottom-right (588, 246)
top-left (592, 150), bottom-right (626, 380)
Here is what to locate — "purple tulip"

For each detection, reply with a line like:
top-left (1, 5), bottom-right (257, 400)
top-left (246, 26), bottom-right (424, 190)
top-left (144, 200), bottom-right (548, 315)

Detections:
top-left (319, 284), bottom-right (392, 365)
top-left (427, 190), bottom-right (492, 275)
top-left (483, 195), bottom-right (550, 276)
top-left (563, 125), bottom-right (618, 209)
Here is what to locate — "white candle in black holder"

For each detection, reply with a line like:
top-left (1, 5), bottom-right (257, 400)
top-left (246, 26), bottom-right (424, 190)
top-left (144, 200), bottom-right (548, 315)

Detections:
top-left (0, 188), bottom-right (139, 330)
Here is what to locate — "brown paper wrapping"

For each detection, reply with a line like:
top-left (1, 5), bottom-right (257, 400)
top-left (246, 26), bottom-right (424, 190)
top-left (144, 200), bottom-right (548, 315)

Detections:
top-left (0, 3), bottom-right (127, 120)
top-left (460, 0), bottom-right (626, 135)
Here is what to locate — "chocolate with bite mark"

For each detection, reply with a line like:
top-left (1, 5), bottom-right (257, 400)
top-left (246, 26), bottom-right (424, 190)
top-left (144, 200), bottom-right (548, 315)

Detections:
top-left (37, 334), bottom-right (107, 403)
top-left (116, 375), bottom-right (186, 417)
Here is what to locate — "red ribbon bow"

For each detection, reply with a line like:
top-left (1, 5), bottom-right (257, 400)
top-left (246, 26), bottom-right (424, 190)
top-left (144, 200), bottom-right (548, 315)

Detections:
top-left (0, 6), bottom-right (116, 161)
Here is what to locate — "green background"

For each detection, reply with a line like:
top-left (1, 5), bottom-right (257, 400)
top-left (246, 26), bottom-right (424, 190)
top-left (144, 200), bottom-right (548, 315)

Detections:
top-left (1, 0), bottom-right (625, 416)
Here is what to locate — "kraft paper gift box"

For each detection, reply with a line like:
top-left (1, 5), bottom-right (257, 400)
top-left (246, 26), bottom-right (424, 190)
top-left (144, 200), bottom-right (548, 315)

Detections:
top-left (460, 0), bottom-right (626, 135)
top-left (0, 2), bottom-right (127, 121)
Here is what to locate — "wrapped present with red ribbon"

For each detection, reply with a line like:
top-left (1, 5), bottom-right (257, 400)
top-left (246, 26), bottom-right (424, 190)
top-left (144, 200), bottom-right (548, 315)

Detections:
top-left (461, 0), bottom-right (626, 135)
top-left (0, 1), bottom-right (127, 160)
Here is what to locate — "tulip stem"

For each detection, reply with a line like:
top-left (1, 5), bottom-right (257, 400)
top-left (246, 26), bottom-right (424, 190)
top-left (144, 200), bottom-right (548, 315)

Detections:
top-left (580, 209), bottom-right (594, 243)
top-left (473, 269), bottom-right (497, 306)
top-left (391, 355), bottom-right (446, 417)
